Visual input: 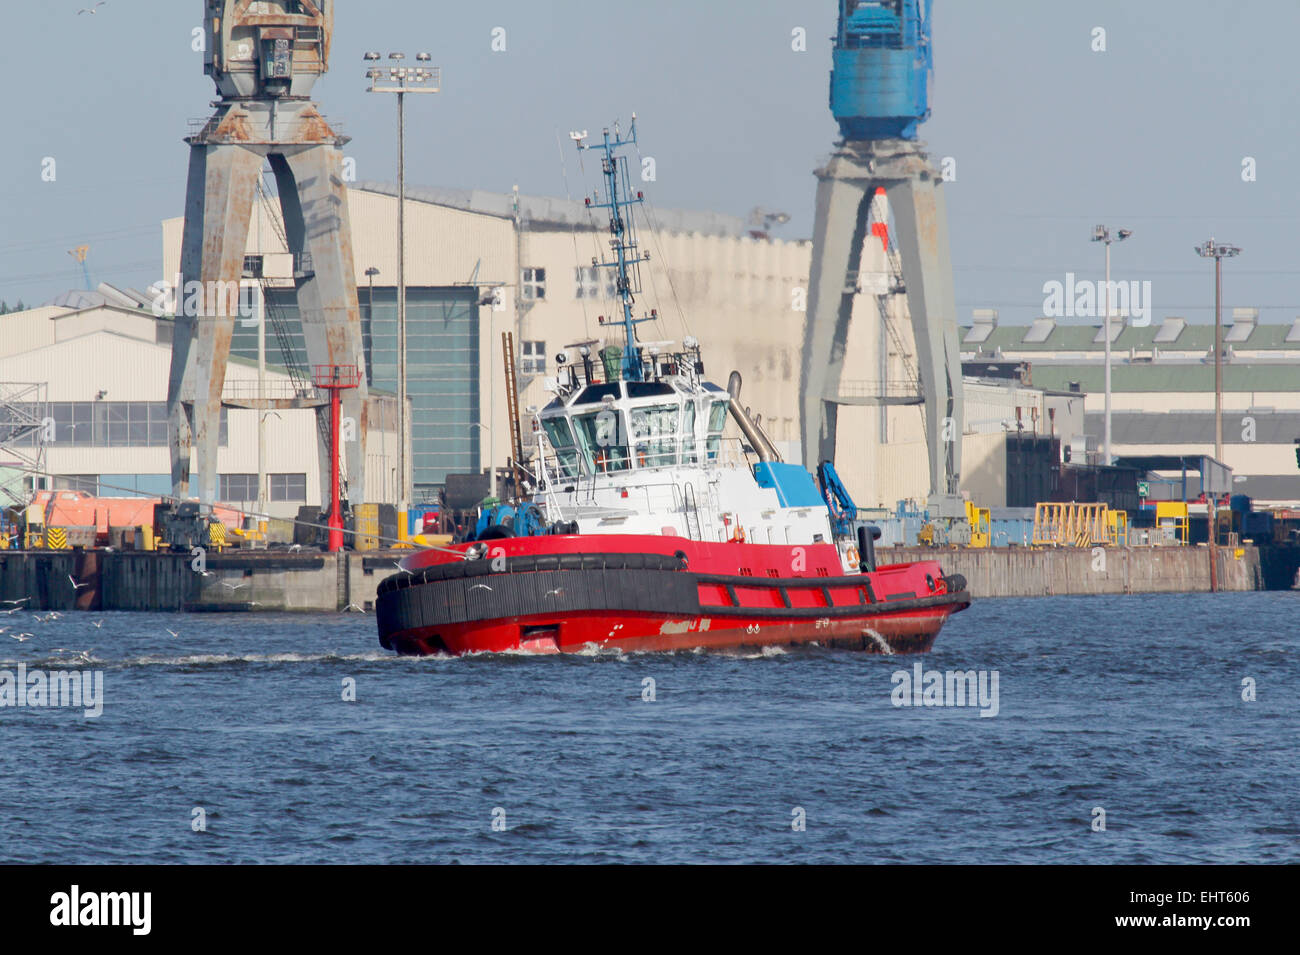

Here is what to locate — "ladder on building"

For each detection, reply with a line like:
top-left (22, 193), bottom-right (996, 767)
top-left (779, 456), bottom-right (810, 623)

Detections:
top-left (502, 331), bottom-right (526, 496)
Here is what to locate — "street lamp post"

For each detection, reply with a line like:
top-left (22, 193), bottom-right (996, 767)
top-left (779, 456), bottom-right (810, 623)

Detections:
top-left (365, 51), bottom-right (439, 539)
top-left (1091, 225), bottom-right (1132, 466)
top-left (364, 265), bottom-right (383, 500)
top-left (1195, 239), bottom-right (1241, 466)
top-left (468, 422), bottom-right (496, 500)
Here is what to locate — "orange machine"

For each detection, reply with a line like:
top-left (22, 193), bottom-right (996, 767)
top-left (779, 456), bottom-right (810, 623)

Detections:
top-left (29, 491), bottom-right (243, 547)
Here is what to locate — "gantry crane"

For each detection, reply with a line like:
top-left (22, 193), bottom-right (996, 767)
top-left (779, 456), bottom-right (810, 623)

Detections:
top-left (167, 1), bottom-right (368, 510)
top-left (799, 0), bottom-right (965, 518)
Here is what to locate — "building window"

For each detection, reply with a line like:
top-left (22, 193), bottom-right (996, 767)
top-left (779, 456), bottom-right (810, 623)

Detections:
top-left (53, 475), bottom-right (98, 494)
top-left (17, 402), bottom-right (223, 448)
top-left (242, 255), bottom-right (264, 278)
top-left (219, 473), bottom-right (259, 502)
top-left (269, 473), bottom-right (307, 502)
top-left (575, 266), bottom-right (614, 300)
top-left (520, 340), bottom-right (546, 374)
top-left (521, 267), bottom-right (546, 301)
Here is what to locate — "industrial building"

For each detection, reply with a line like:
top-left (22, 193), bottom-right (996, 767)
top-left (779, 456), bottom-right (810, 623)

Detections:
top-left (0, 289), bottom-right (398, 520)
top-left (962, 308), bottom-right (1300, 506)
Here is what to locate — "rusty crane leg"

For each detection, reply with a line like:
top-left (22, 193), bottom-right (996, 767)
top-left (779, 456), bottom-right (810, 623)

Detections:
top-left (273, 147), bottom-right (369, 506)
top-left (169, 144), bottom-right (263, 505)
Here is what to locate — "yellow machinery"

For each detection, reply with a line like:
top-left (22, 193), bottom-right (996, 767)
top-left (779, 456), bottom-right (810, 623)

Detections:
top-left (206, 520), bottom-right (227, 553)
top-left (1154, 501), bottom-right (1189, 545)
top-left (965, 501), bottom-right (990, 548)
top-left (1108, 509), bottom-right (1129, 547)
top-left (1032, 502), bottom-right (1114, 547)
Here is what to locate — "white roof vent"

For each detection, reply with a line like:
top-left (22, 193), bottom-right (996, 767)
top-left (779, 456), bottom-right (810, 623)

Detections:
top-left (1153, 315), bottom-right (1186, 343)
top-left (1092, 311), bottom-right (1126, 344)
top-left (1023, 317), bottom-right (1056, 343)
top-left (1225, 307), bottom-right (1258, 343)
top-left (964, 308), bottom-right (998, 344)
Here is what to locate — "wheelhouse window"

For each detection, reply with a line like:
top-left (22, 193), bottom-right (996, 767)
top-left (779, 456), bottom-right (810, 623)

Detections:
top-left (573, 410), bottom-right (629, 473)
top-left (706, 400), bottom-right (729, 462)
top-left (540, 416), bottom-right (583, 479)
top-left (628, 404), bottom-right (679, 469)
top-left (681, 401), bottom-right (697, 465)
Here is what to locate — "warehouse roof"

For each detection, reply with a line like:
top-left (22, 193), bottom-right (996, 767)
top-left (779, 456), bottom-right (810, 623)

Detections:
top-left (1031, 363), bottom-right (1300, 393)
top-left (356, 182), bottom-right (758, 239)
top-left (963, 318), bottom-right (1300, 353)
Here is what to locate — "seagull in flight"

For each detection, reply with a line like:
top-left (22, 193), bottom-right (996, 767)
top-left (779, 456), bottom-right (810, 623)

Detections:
top-left (10, 634), bottom-right (32, 642)
top-left (69, 575), bottom-right (90, 591)
top-left (2, 597), bottom-right (30, 606)
top-left (289, 543), bottom-right (303, 552)
top-left (77, 1), bottom-right (107, 14)
top-left (220, 580), bottom-right (248, 591)
top-left (468, 583), bottom-right (493, 593)
top-left (90, 620), bottom-right (103, 629)
top-left (165, 628), bottom-right (180, 638)
top-left (344, 602), bottom-right (365, 613)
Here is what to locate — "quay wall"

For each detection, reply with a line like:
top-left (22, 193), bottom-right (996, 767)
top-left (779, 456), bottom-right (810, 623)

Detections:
top-left (0, 544), bottom-right (1265, 613)
top-left (883, 544), bottom-right (1261, 597)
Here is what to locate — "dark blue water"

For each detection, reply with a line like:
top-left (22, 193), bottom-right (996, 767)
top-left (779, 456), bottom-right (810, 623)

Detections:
top-left (0, 591), bottom-right (1295, 864)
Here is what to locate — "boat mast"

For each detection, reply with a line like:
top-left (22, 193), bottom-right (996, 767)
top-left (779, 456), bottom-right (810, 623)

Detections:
top-left (577, 117), bottom-right (653, 382)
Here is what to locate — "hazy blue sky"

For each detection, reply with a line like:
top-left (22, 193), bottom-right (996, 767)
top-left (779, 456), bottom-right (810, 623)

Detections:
top-left (1, 0), bottom-right (1296, 326)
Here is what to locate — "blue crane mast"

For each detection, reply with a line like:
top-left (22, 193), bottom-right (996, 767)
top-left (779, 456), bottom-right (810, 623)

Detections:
top-left (799, 0), bottom-right (966, 522)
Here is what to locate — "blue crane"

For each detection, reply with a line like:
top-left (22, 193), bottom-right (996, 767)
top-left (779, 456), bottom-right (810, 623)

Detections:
top-left (800, 1), bottom-right (966, 521)
top-left (831, 0), bottom-right (933, 140)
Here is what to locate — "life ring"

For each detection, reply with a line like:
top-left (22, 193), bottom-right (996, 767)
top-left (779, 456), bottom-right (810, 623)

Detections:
top-left (846, 545), bottom-right (860, 568)
top-left (730, 526), bottom-right (746, 543)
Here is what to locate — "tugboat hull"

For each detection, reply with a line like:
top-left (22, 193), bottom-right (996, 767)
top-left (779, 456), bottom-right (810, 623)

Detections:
top-left (376, 538), bottom-right (969, 656)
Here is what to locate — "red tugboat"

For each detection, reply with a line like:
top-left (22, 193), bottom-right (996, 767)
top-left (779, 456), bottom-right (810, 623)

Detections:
top-left (376, 118), bottom-right (969, 656)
